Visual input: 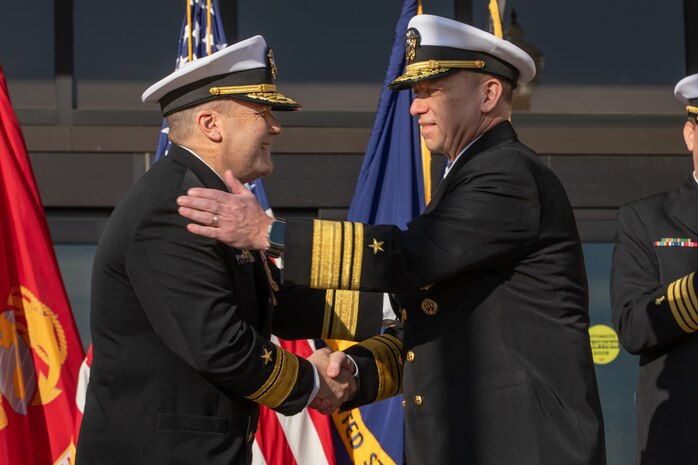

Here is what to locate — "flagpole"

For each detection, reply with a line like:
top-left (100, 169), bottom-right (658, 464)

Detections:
top-left (187, 0), bottom-right (193, 61)
top-left (207, 0), bottom-right (212, 56)
top-left (488, 0), bottom-right (503, 38)
top-left (417, 0), bottom-right (432, 205)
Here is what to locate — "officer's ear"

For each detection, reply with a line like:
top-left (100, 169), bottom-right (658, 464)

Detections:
top-left (195, 109), bottom-right (223, 143)
top-left (481, 78), bottom-right (503, 114)
top-left (683, 119), bottom-right (696, 153)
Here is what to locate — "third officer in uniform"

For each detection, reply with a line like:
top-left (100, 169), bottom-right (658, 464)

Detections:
top-left (611, 73), bottom-right (698, 465)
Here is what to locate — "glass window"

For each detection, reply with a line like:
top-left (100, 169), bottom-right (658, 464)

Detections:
top-left (238, 0), bottom-right (454, 112)
top-left (73, 0), bottom-right (183, 108)
top-left (0, 0), bottom-right (56, 108)
top-left (54, 244), bottom-right (96, 352)
top-left (473, 0), bottom-right (685, 113)
top-left (583, 243), bottom-right (637, 465)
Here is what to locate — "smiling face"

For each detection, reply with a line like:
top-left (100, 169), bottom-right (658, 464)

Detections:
top-left (410, 72), bottom-right (488, 160)
top-left (217, 99), bottom-right (281, 183)
top-left (409, 71), bottom-right (511, 161)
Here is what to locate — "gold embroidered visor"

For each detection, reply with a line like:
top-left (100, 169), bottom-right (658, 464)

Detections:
top-left (159, 67), bottom-right (301, 115)
top-left (209, 84), bottom-right (300, 110)
top-left (389, 48), bottom-right (520, 90)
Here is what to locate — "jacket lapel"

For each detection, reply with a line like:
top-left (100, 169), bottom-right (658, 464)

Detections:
top-left (424, 121), bottom-right (518, 214)
top-left (673, 175), bottom-right (698, 236)
top-left (168, 144), bottom-right (230, 191)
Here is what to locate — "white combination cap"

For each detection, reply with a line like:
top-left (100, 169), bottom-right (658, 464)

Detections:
top-left (142, 35), bottom-right (300, 115)
top-left (390, 14), bottom-right (536, 90)
top-left (674, 74), bottom-right (698, 117)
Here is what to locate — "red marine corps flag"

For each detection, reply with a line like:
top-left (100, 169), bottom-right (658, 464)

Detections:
top-left (0, 64), bottom-right (85, 464)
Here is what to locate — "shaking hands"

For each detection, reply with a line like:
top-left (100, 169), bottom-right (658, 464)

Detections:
top-left (307, 348), bottom-right (357, 415)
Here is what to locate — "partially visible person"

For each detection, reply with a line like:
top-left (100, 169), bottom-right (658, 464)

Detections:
top-left (76, 36), bottom-right (367, 465)
top-left (610, 73), bottom-right (698, 465)
top-left (177, 15), bottom-right (606, 465)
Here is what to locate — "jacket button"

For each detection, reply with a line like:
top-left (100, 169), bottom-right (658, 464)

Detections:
top-left (401, 399), bottom-right (407, 409)
top-left (401, 308), bottom-right (407, 322)
top-left (421, 298), bottom-right (438, 315)
top-left (406, 351), bottom-right (415, 362)
top-left (414, 395), bottom-right (423, 406)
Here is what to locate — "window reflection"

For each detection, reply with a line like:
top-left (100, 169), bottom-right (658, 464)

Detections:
top-left (584, 243), bottom-right (638, 465)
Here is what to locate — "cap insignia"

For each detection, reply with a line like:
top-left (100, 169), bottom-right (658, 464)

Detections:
top-left (267, 49), bottom-right (277, 80)
top-left (405, 28), bottom-right (420, 64)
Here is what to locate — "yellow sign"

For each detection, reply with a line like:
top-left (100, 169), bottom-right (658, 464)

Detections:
top-left (589, 324), bottom-right (620, 365)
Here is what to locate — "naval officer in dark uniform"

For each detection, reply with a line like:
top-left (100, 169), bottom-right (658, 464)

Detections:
top-left (75, 36), bottom-right (374, 465)
top-left (176, 15), bottom-right (607, 465)
top-left (611, 74), bottom-right (698, 465)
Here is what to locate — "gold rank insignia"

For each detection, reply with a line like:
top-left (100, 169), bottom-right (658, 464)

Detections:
top-left (268, 48), bottom-right (277, 80)
top-left (261, 347), bottom-right (273, 365)
top-left (655, 295), bottom-right (666, 305)
top-left (405, 28), bottom-right (419, 63)
top-left (421, 298), bottom-right (438, 315)
top-left (368, 238), bottom-right (385, 255)
top-left (420, 283), bottom-right (434, 292)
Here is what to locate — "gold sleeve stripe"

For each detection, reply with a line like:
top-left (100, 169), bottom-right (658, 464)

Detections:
top-left (246, 346), bottom-right (300, 408)
top-left (332, 290), bottom-right (360, 340)
top-left (310, 220), bottom-right (364, 291)
top-left (341, 222), bottom-right (354, 289)
top-left (668, 278), bottom-right (697, 333)
top-left (679, 274), bottom-right (698, 327)
top-left (322, 290), bottom-right (335, 338)
top-left (359, 334), bottom-right (403, 401)
top-left (686, 272), bottom-right (698, 315)
top-left (310, 220), bottom-right (342, 289)
top-left (351, 223), bottom-right (364, 290)
top-left (675, 278), bottom-right (698, 330)
top-left (322, 290), bottom-right (360, 340)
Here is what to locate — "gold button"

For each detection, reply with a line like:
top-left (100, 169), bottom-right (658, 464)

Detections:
top-left (414, 395), bottom-right (423, 406)
top-left (401, 308), bottom-right (407, 322)
top-left (247, 431), bottom-right (254, 442)
top-left (421, 298), bottom-right (438, 315)
top-left (401, 399), bottom-right (407, 409)
top-left (406, 351), bottom-right (415, 362)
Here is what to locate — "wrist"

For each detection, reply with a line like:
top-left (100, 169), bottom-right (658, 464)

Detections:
top-left (266, 218), bottom-right (286, 258)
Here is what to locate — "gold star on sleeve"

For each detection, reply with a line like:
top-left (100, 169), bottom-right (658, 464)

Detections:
top-left (368, 238), bottom-right (385, 255)
top-left (261, 347), bottom-right (273, 365)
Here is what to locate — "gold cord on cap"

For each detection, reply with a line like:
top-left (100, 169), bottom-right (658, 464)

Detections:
top-left (686, 105), bottom-right (698, 115)
top-left (405, 60), bottom-right (486, 72)
top-left (209, 84), bottom-right (278, 95)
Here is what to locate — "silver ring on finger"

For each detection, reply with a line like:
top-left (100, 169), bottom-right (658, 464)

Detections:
top-left (211, 215), bottom-right (219, 227)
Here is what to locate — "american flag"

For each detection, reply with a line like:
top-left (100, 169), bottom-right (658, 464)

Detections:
top-left (153, 0), bottom-right (227, 160)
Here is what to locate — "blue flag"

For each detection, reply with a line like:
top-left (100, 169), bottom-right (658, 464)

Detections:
top-left (336, 1), bottom-right (424, 464)
top-left (347, 0), bottom-right (425, 230)
top-left (154, 0), bottom-right (270, 209)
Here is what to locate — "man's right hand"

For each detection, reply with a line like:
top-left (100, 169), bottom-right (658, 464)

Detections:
top-left (307, 348), bottom-right (357, 415)
top-left (177, 170), bottom-right (273, 250)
